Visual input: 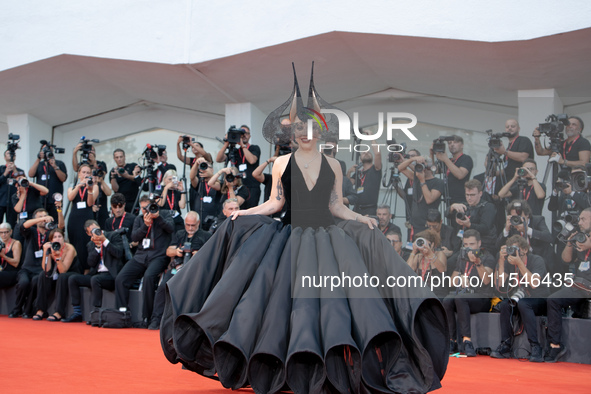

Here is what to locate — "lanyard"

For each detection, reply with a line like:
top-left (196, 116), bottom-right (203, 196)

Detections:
top-left (359, 171), bottom-right (367, 187)
top-left (112, 212), bottom-right (126, 229)
top-left (78, 185), bottom-right (87, 201)
top-left (145, 224), bottom-right (153, 237)
top-left (37, 231), bottom-right (46, 250)
top-left (522, 185), bottom-right (533, 201)
top-left (464, 261), bottom-right (475, 277)
top-left (446, 153), bottom-right (463, 176)
top-left (563, 136), bottom-right (580, 157)
top-left (166, 192), bottom-right (175, 210)
top-left (204, 183), bottom-right (211, 195)
top-left (238, 145), bottom-right (250, 164)
top-left (504, 138), bottom-right (517, 163)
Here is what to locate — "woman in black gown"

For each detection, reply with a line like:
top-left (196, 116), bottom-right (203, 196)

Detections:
top-left (160, 68), bottom-right (448, 394)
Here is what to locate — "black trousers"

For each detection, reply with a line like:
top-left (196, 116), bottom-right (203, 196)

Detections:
top-left (151, 269), bottom-right (175, 321)
top-left (69, 272), bottom-right (115, 308)
top-left (443, 294), bottom-right (491, 339)
top-left (115, 256), bottom-right (168, 320)
top-left (499, 297), bottom-right (546, 346)
top-left (13, 268), bottom-right (40, 314)
top-left (547, 286), bottom-right (589, 345)
top-left (0, 270), bottom-right (18, 289)
top-left (36, 271), bottom-right (76, 316)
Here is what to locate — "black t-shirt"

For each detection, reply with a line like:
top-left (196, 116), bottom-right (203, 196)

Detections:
top-left (190, 179), bottom-right (220, 220)
top-left (354, 165), bottom-right (382, 213)
top-left (403, 178), bottom-right (414, 220)
top-left (410, 177), bottom-right (445, 233)
top-left (446, 154), bottom-right (473, 204)
top-left (104, 212), bottom-right (137, 232)
top-left (561, 135), bottom-right (591, 162)
top-left (227, 144), bottom-right (260, 188)
top-left (12, 187), bottom-right (43, 219)
top-left (170, 229), bottom-right (212, 251)
top-left (34, 160), bottom-right (67, 204)
top-left (0, 165), bottom-right (23, 208)
top-left (454, 251), bottom-right (496, 295)
top-left (499, 253), bottom-right (549, 298)
top-left (509, 183), bottom-right (546, 216)
top-left (504, 136), bottom-right (534, 180)
top-left (19, 225), bottom-right (48, 272)
top-left (109, 163), bottom-right (141, 211)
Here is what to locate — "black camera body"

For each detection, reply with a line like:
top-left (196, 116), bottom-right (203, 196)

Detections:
top-left (487, 130), bottom-right (513, 149)
top-left (456, 208), bottom-right (469, 221)
top-left (6, 133), bottom-right (20, 162)
top-left (459, 247), bottom-right (482, 261)
top-left (226, 126), bottom-right (245, 145)
top-left (78, 136), bottom-right (100, 164)
top-left (506, 245), bottom-right (519, 257)
top-left (86, 176), bottom-right (94, 187)
top-left (225, 173), bottom-right (235, 183)
top-left (432, 136), bottom-right (456, 154)
top-left (92, 169), bottom-right (105, 178)
top-left (172, 241), bottom-right (193, 268)
top-left (144, 144), bottom-right (167, 163)
top-left (182, 135), bottom-right (195, 150)
top-left (568, 232), bottom-right (588, 245)
top-left (556, 220), bottom-right (579, 244)
top-left (51, 242), bottom-right (62, 252)
top-left (510, 215), bottom-right (523, 227)
top-left (539, 114), bottom-right (568, 153)
top-left (18, 178), bottom-right (29, 188)
top-left (0, 240), bottom-right (5, 250)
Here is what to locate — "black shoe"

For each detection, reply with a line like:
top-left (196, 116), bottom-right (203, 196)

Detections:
top-left (545, 345), bottom-right (567, 363)
top-left (450, 340), bottom-right (459, 354)
top-left (8, 309), bottom-right (22, 318)
top-left (463, 340), bottom-right (476, 357)
top-left (133, 319), bottom-right (148, 329)
top-left (62, 313), bottom-right (83, 323)
top-left (21, 313), bottom-right (31, 319)
top-left (491, 340), bottom-right (512, 359)
top-left (148, 317), bottom-right (161, 330)
top-left (529, 345), bottom-right (544, 363)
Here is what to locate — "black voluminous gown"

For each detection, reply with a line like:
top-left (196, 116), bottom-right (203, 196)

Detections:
top-left (160, 155), bottom-right (449, 393)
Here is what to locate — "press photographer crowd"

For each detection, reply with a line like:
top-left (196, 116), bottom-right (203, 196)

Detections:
top-left (1, 116), bottom-right (591, 363)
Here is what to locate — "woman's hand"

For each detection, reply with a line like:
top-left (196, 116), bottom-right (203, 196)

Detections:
top-left (231, 209), bottom-right (248, 221)
top-left (356, 214), bottom-right (376, 229)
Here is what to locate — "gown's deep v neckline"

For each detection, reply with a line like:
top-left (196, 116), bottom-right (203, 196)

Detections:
top-left (292, 153), bottom-right (324, 193)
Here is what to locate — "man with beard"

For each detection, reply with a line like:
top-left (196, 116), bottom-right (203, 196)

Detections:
top-left (348, 141), bottom-right (382, 216)
top-left (498, 159), bottom-right (546, 216)
top-left (376, 205), bottom-right (402, 236)
top-left (491, 119), bottom-right (534, 180)
top-left (533, 116), bottom-right (591, 170)
top-left (432, 135), bottom-right (473, 205)
top-left (109, 149), bottom-right (141, 213)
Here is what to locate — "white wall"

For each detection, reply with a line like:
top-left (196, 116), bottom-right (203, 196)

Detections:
top-left (2, 0), bottom-right (590, 72)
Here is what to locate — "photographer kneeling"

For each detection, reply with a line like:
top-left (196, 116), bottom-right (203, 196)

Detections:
top-left (443, 229), bottom-right (495, 357)
top-left (491, 235), bottom-right (549, 362)
top-left (406, 230), bottom-right (447, 298)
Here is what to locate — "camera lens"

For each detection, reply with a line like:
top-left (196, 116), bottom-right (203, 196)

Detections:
top-left (415, 238), bottom-right (426, 248)
top-left (199, 162), bottom-right (209, 171)
top-left (117, 167), bottom-right (125, 174)
top-left (18, 179), bottom-right (29, 188)
top-left (51, 242), bottom-right (61, 252)
top-left (45, 222), bottom-right (57, 230)
top-left (148, 202), bottom-right (159, 214)
top-left (225, 174), bottom-right (235, 183)
top-left (415, 163), bottom-right (424, 172)
top-left (517, 168), bottom-right (526, 177)
top-left (510, 216), bottom-right (522, 226)
top-left (91, 228), bottom-right (102, 237)
top-left (456, 212), bottom-right (466, 221)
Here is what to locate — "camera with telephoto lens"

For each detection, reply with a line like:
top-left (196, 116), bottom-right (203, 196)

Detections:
top-left (415, 163), bottom-right (425, 172)
top-left (510, 215), bottom-right (523, 227)
top-left (44, 222), bottom-right (57, 231)
top-left (172, 241), bottom-right (192, 268)
top-left (538, 114), bottom-right (568, 153)
top-left (226, 126), bottom-right (245, 145)
top-left (555, 180), bottom-right (570, 190)
top-left (147, 192), bottom-right (161, 215)
top-left (556, 220), bottom-right (579, 244)
top-left (199, 162), bottom-right (209, 171)
top-left (459, 247), bottom-right (482, 261)
top-left (143, 144), bottom-right (167, 163)
top-left (517, 168), bottom-right (527, 177)
top-left (182, 135), bottom-right (195, 150)
top-left (117, 167), bottom-right (126, 175)
top-left (91, 228), bottom-right (102, 237)
top-left (571, 168), bottom-right (591, 192)
top-left (486, 129), bottom-right (513, 149)
top-left (86, 176), bottom-right (94, 187)
top-left (51, 242), bottom-right (62, 252)
top-left (18, 178), bottom-right (29, 188)
top-left (509, 287), bottom-right (526, 306)
top-left (386, 139), bottom-right (407, 163)
top-left (456, 209), bottom-right (469, 221)
top-left (568, 232), bottom-right (588, 245)
top-left (225, 173), bottom-right (235, 183)
top-left (415, 237), bottom-right (427, 249)
top-left (6, 133), bottom-right (20, 162)
top-left (505, 245), bottom-right (519, 257)
top-left (432, 136), bottom-right (456, 154)
top-left (78, 136), bottom-right (100, 164)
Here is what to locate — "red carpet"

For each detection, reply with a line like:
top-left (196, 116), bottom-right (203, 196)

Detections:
top-left (1, 315), bottom-right (590, 393)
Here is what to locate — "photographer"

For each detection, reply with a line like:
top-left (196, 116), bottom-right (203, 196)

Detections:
top-left (12, 173), bottom-right (49, 220)
top-left (498, 159), bottom-right (546, 215)
top-left (63, 220), bottom-right (125, 323)
top-left (177, 135), bottom-right (212, 167)
top-left (8, 209), bottom-right (54, 318)
top-left (109, 149), bottom-right (142, 213)
top-left (398, 156), bottom-right (444, 234)
top-left (376, 205), bottom-right (402, 236)
top-left (215, 125), bottom-right (261, 209)
top-left (67, 164), bottom-right (100, 272)
top-left (491, 235), bottom-right (549, 362)
top-left (0, 150), bottom-right (23, 227)
top-left (157, 170), bottom-right (186, 232)
top-left (545, 207), bottom-right (591, 362)
top-left (491, 119), bottom-right (534, 180)
top-left (28, 141), bottom-right (68, 222)
top-left (0, 223), bottom-right (23, 289)
top-left (549, 169), bottom-right (587, 215)
top-left (348, 136), bottom-right (382, 216)
top-left (208, 167), bottom-right (249, 214)
top-left (533, 116), bottom-right (591, 169)
top-left (72, 143), bottom-right (111, 225)
top-left (406, 230), bottom-right (447, 298)
top-left (385, 229), bottom-right (409, 260)
top-left (115, 195), bottom-right (175, 327)
top-left (432, 135), bottom-right (473, 204)
top-left (104, 193), bottom-right (136, 232)
top-left (33, 228), bottom-right (81, 321)
top-left (153, 148), bottom-right (177, 184)
top-left (425, 209), bottom-right (461, 273)
top-left (448, 180), bottom-right (497, 253)
top-left (189, 157), bottom-right (220, 228)
top-left (443, 229), bottom-right (495, 356)
top-left (496, 200), bottom-right (554, 272)
top-left (148, 211), bottom-right (211, 330)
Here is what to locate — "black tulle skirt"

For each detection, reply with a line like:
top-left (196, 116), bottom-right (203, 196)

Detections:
top-left (160, 216), bottom-right (449, 393)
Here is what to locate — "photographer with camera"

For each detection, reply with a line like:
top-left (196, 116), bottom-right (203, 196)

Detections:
top-left (491, 235), bottom-right (549, 362)
top-left (104, 193), bottom-right (136, 232)
top-left (398, 156), bottom-right (444, 234)
top-left (376, 205), bottom-right (402, 235)
top-left (448, 180), bottom-right (497, 253)
top-left (490, 119), bottom-right (534, 180)
top-left (385, 229), bottom-right (409, 260)
top-left (545, 207), bottom-right (591, 362)
top-left (215, 125), bottom-right (261, 209)
top-left (67, 164), bottom-right (100, 272)
top-left (425, 209), bottom-right (461, 273)
top-left (496, 200), bottom-right (554, 271)
top-left (115, 194), bottom-right (174, 327)
top-left (33, 228), bottom-right (81, 321)
top-left (533, 116), bottom-right (590, 169)
top-left (0, 149), bottom-right (24, 227)
top-left (109, 149), bottom-right (142, 213)
top-left (12, 173), bottom-right (49, 220)
top-left (431, 135), bottom-right (473, 205)
top-left (28, 140), bottom-right (67, 222)
top-left (151, 147), bottom-right (176, 184)
top-left (156, 170), bottom-right (186, 232)
top-left (208, 166), bottom-right (249, 215)
top-left (549, 169), bottom-right (587, 217)
top-left (0, 223), bottom-right (22, 289)
top-left (498, 159), bottom-right (546, 215)
top-left (443, 229), bottom-right (495, 356)
top-left (407, 230), bottom-right (447, 298)
top-left (177, 135), bottom-right (212, 167)
top-left (148, 211), bottom-right (212, 330)
top-left (62, 220), bottom-right (125, 323)
top-left (189, 157), bottom-right (220, 230)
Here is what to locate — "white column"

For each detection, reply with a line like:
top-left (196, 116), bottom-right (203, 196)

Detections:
top-left (6, 114), bottom-right (53, 173)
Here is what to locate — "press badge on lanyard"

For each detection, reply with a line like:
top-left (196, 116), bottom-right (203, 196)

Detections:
top-left (580, 261), bottom-right (590, 272)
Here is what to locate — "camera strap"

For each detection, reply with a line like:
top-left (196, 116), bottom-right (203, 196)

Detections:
top-left (37, 231), bottom-right (46, 251)
top-left (464, 261), bottom-right (475, 277)
top-left (504, 138), bottom-right (517, 163)
top-left (166, 192), bottom-right (175, 210)
top-left (446, 153), bottom-right (463, 176)
top-left (112, 213), bottom-right (126, 229)
top-left (521, 185), bottom-right (533, 201)
top-left (563, 135), bottom-right (580, 156)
